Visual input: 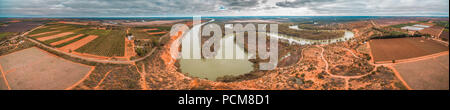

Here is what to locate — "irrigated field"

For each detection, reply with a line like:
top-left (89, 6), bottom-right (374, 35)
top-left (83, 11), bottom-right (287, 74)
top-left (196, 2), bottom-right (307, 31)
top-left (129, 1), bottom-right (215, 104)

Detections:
top-left (0, 47), bottom-right (93, 90)
top-left (75, 30), bottom-right (125, 57)
top-left (369, 37), bottom-right (448, 63)
top-left (28, 23), bottom-right (126, 57)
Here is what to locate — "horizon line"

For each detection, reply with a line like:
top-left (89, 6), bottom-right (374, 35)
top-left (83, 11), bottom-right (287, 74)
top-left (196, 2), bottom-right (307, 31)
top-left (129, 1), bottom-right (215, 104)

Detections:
top-left (1, 15), bottom-right (449, 18)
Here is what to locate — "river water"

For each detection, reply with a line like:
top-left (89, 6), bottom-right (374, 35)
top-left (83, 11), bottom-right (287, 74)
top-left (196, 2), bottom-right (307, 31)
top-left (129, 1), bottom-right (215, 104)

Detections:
top-left (178, 22), bottom-right (355, 81)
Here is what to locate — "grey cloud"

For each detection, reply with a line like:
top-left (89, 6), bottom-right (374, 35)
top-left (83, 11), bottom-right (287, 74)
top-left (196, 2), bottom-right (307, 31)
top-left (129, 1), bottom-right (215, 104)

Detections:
top-left (275, 0), bottom-right (336, 8)
top-left (0, 0), bottom-right (448, 16)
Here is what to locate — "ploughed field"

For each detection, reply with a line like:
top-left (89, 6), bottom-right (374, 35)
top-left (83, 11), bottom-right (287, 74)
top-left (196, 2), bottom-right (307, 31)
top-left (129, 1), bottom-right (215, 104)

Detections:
top-left (0, 47), bottom-right (93, 90)
top-left (394, 54), bottom-right (449, 90)
top-left (27, 23), bottom-right (125, 57)
top-left (369, 37), bottom-right (448, 62)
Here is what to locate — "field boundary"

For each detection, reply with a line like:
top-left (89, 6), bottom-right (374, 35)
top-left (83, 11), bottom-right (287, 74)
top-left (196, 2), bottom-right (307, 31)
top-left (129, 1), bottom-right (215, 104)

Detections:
top-left (0, 63), bottom-right (11, 90)
top-left (374, 51), bottom-right (449, 64)
top-left (50, 34), bottom-right (85, 46)
top-left (388, 66), bottom-right (412, 90)
top-left (65, 66), bottom-right (96, 90)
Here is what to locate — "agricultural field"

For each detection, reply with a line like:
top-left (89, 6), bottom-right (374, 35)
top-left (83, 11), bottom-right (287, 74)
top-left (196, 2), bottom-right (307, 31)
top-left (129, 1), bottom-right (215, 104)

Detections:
top-left (439, 29), bottom-right (449, 41)
top-left (129, 26), bottom-right (168, 57)
top-left (393, 54), bottom-right (449, 90)
top-left (419, 26), bottom-right (445, 37)
top-left (134, 25), bottom-right (171, 38)
top-left (369, 37), bottom-right (448, 63)
top-left (0, 32), bottom-right (17, 41)
top-left (75, 29), bottom-right (125, 57)
top-left (27, 23), bottom-right (126, 57)
top-left (0, 21), bottom-right (42, 33)
top-left (0, 47), bottom-right (93, 90)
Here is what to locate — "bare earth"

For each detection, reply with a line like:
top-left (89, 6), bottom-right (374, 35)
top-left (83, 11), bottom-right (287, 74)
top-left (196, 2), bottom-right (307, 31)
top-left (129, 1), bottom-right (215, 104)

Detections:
top-left (393, 54), bottom-right (449, 90)
top-left (37, 32), bottom-right (74, 41)
top-left (50, 34), bottom-right (84, 46)
top-left (58, 35), bottom-right (98, 52)
top-left (0, 47), bottom-right (93, 90)
top-left (29, 30), bottom-right (60, 37)
top-left (369, 37), bottom-right (448, 62)
top-left (0, 67), bottom-right (8, 89)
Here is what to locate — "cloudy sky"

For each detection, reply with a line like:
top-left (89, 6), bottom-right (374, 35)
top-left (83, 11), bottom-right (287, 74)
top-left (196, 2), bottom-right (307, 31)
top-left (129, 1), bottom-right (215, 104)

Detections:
top-left (0, 0), bottom-right (448, 17)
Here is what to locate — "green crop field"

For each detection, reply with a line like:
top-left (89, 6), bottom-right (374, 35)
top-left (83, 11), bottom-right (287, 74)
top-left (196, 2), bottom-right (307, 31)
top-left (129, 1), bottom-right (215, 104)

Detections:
top-left (0, 32), bottom-right (17, 41)
top-left (130, 29), bottom-right (151, 39)
top-left (75, 29), bottom-right (125, 57)
top-left (54, 34), bottom-right (89, 48)
top-left (42, 33), bottom-right (80, 44)
top-left (28, 23), bottom-right (127, 57)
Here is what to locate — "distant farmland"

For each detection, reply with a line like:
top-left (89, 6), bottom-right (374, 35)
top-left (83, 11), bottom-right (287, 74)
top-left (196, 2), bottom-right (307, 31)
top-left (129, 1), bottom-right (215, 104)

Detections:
top-left (28, 23), bottom-right (126, 57)
top-left (369, 37), bottom-right (448, 62)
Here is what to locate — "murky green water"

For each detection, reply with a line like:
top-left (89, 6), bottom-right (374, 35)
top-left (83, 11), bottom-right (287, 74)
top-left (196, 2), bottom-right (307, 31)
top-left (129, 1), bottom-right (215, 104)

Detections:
top-left (179, 35), bottom-right (254, 81)
top-left (178, 22), bottom-right (355, 81)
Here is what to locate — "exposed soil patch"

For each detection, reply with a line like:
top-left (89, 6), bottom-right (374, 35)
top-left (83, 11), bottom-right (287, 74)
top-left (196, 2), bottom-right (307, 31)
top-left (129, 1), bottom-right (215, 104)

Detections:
top-left (369, 37), bottom-right (448, 63)
top-left (0, 47), bottom-right (93, 90)
top-left (58, 35), bottom-right (98, 52)
top-left (37, 32), bottom-right (74, 41)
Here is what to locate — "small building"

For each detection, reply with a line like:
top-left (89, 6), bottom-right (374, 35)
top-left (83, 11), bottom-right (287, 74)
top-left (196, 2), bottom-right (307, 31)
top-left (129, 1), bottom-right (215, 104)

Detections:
top-left (127, 34), bottom-right (134, 40)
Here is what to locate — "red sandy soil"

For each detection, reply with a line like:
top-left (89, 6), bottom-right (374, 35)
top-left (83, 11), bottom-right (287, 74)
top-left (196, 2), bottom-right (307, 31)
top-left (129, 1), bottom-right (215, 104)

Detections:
top-left (7, 20), bottom-right (21, 23)
top-left (58, 35), bottom-right (98, 52)
top-left (37, 32), bottom-right (74, 41)
top-left (393, 53), bottom-right (449, 90)
top-left (0, 47), bottom-right (93, 90)
top-left (72, 52), bottom-right (110, 60)
top-left (161, 29), bottom-right (187, 66)
top-left (373, 19), bottom-right (416, 27)
top-left (124, 37), bottom-right (136, 60)
top-left (419, 26), bottom-right (445, 37)
top-left (29, 30), bottom-right (60, 37)
top-left (148, 32), bottom-right (167, 35)
top-left (50, 34), bottom-right (84, 46)
top-left (369, 37), bottom-right (448, 63)
top-left (72, 51), bottom-right (130, 61)
top-left (142, 28), bottom-right (158, 32)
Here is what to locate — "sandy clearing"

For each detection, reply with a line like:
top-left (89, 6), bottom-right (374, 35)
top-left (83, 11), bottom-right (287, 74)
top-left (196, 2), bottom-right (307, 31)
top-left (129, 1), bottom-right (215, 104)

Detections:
top-left (29, 30), bottom-right (60, 37)
top-left (37, 32), bottom-right (74, 41)
top-left (142, 28), bottom-right (158, 31)
top-left (148, 32), bottom-right (167, 35)
top-left (58, 35), bottom-right (98, 53)
top-left (124, 37), bottom-right (136, 59)
top-left (50, 34), bottom-right (84, 46)
top-left (0, 47), bottom-right (93, 90)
